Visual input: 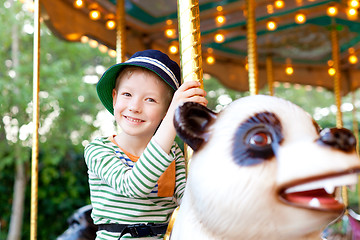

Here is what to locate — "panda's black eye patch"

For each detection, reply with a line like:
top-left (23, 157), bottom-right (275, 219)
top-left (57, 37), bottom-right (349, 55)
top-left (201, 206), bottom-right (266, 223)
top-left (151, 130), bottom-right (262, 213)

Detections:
top-left (232, 112), bottom-right (283, 166)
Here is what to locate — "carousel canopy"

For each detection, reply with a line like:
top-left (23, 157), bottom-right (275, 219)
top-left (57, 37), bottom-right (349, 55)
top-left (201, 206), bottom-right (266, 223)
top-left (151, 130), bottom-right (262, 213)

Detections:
top-left (40, 0), bottom-right (360, 94)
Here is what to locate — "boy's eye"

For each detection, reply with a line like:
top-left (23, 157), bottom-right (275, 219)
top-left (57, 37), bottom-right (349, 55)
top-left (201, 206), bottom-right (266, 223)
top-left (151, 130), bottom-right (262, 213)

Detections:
top-left (146, 98), bottom-right (156, 103)
top-left (122, 92), bottom-right (131, 97)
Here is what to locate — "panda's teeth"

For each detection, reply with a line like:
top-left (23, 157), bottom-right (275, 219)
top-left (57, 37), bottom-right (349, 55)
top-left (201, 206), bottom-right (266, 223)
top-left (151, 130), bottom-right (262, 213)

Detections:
top-left (324, 184), bottom-right (335, 194)
top-left (285, 174), bottom-right (358, 194)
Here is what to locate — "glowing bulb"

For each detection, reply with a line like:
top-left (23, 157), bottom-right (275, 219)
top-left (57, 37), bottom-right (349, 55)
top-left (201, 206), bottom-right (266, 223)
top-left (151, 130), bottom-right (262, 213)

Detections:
top-left (89, 39), bottom-right (98, 48)
top-left (328, 67), bottom-right (336, 76)
top-left (327, 6), bottom-right (338, 16)
top-left (274, 0), bottom-right (285, 9)
top-left (216, 6), bottom-right (223, 12)
top-left (267, 21), bottom-right (277, 31)
top-left (80, 36), bottom-right (89, 43)
top-left (165, 29), bottom-right (176, 38)
top-left (285, 66), bottom-right (294, 75)
top-left (214, 33), bottom-right (225, 43)
top-left (74, 0), bottom-right (84, 8)
top-left (206, 56), bottom-right (215, 65)
top-left (216, 15), bottom-right (226, 25)
top-left (89, 9), bottom-right (101, 20)
top-left (349, 55), bottom-right (358, 64)
top-left (347, 7), bottom-right (358, 19)
top-left (267, 4), bottom-right (274, 14)
top-left (108, 49), bottom-right (117, 58)
top-left (106, 20), bottom-right (116, 30)
top-left (295, 13), bottom-right (306, 24)
top-left (349, 0), bottom-right (360, 8)
top-left (166, 19), bottom-right (173, 25)
top-left (169, 45), bottom-right (178, 54)
top-left (349, 47), bottom-right (355, 54)
top-left (98, 44), bottom-right (108, 53)
top-left (245, 63), bottom-right (248, 71)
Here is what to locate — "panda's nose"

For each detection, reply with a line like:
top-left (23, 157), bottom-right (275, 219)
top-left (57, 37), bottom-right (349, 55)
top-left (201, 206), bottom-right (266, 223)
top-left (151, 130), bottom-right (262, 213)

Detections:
top-left (318, 128), bottom-right (357, 152)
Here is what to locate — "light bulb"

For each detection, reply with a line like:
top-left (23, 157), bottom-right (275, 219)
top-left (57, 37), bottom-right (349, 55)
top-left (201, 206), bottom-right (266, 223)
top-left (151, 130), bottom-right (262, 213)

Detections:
top-left (295, 13), bottom-right (306, 24)
top-left (349, 55), bottom-right (358, 64)
top-left (206, 56), bottom-right (215, 65)
top-left (274, 0), bottom-right (285, 9)
top-left (74, 0), bottom-right (84, 8)
top-left (328, 67), bottom-right (336, 76)
top-left (216, 15), bottom-right (226, 25)
top-left (165, 29), bottom-right (176, 38)
top-left (214, 33), bottom-right (225, 43)
top-left (106, 20), bottom-right (116, 30)
top-left (285, 66), bottom-right (294, 75)
top-left (169, 45), bottom-right (178, 54)
top-left (267, 21), bottom-right (277, 31)
top-left (89, 9), bottom-right (100, 20)
top-left (327, 6), bottom-right (338, 16)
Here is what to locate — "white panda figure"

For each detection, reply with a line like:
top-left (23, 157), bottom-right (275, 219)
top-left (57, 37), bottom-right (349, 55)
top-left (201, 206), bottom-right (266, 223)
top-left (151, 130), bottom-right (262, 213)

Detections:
top-left (170, 95), bottom-right (360, 240)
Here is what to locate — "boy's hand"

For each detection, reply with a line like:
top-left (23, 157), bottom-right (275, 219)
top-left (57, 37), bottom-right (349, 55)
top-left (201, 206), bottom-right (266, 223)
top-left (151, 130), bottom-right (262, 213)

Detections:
top-left (154, 81), bottom-right (207, 154)
top-left (168, 81), bottom-right (208, 115)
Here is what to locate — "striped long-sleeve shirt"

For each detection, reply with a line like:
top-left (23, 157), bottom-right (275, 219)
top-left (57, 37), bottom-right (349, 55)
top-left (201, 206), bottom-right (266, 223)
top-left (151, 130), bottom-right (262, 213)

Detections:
top-left (84, 136), bottom-right (186, 240)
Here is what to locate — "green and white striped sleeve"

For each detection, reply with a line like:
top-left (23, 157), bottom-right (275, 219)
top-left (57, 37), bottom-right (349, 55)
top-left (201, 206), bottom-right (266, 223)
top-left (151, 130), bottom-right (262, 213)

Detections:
top-left (84, 137), bottom-right (174, 198)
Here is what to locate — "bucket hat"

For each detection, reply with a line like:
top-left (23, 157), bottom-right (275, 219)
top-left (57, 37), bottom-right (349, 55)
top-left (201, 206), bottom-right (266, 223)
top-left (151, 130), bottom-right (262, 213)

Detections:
top-left (96, 49), bottom-right (181, 115)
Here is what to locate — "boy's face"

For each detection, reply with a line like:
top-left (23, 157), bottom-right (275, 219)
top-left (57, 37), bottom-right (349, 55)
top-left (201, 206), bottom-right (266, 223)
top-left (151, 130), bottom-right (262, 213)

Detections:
top-left (112, 70), bottom-right (170, 139)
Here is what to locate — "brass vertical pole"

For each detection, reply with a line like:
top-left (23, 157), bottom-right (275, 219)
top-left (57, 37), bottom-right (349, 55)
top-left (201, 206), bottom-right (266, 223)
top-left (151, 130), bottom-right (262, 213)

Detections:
top-left (331, 23), bottom-right (347, 207)
top-left (331, 25), bottom-right (342, 128)
top-left (266, 55), bottom-right (274, 96)
top-left (31, 0), bottom-right (40, 239)
top-left (246, 0), bottom-right (258, 95)
top-left (116, 0), bottom-right (126, 64)
top-left (177, 0), bottom-right (203, 171)
top-left (164, 2), bottom-right (203, 238)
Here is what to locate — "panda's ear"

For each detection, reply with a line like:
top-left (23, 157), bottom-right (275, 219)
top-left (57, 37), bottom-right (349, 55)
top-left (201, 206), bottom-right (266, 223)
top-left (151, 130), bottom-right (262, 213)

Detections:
top-left (174, 102), bottom-right (217, 151)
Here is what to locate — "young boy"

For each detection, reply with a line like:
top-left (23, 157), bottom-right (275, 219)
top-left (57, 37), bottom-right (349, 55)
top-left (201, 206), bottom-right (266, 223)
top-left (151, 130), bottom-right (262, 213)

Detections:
top-left (84, 49), bottom-right (207, 239)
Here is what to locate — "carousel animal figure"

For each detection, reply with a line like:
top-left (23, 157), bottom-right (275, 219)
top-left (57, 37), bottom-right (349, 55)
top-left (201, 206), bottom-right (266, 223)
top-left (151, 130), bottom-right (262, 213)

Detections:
top-left (170, 95), bottom-right (360, 240)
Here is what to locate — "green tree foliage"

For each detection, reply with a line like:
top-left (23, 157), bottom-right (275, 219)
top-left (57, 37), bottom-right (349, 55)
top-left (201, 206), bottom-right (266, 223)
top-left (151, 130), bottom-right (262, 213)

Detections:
top-left (0, 1), bottom-right (115, 238)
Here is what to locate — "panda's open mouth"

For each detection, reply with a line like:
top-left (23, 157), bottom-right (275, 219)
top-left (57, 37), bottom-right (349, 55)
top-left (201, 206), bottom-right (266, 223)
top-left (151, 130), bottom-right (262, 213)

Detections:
top-left (280, 173), bottom-right (358, 211)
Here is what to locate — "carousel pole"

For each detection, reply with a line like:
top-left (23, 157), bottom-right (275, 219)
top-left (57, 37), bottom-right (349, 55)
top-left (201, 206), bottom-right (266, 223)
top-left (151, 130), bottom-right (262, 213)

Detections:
top-left (177, 0), bottom-right (203, 170)
top-left (266, 55), bottom-right (274, 96)
top-left (164, 1), bottom-right (203, 238)
top-left (331, 21), bottom-right (348, 208)
top-left (116, 0), bottom-right (126, 64)
top-left (30, 0), bottom-right (41, 239)
top-left (246, 0), bottom-right (259, 95)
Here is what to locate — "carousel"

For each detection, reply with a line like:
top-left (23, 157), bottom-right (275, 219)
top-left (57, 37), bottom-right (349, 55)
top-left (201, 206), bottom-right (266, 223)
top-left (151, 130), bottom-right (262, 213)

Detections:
top-left (28, 0), bottom-right (360, 239)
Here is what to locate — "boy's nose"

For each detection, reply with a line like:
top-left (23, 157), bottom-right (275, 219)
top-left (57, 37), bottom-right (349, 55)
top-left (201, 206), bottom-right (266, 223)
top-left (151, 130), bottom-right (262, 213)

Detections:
top-left (128, 99), bottom-right (142, 113)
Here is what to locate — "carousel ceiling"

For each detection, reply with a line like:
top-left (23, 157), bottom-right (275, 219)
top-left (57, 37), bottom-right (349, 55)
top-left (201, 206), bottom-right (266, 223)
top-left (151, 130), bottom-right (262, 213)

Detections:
top-left (40, 0), bottom-right (360, 94)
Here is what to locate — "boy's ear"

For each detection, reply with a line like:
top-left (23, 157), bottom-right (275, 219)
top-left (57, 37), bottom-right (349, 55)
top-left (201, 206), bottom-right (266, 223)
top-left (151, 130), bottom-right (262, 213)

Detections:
top-left (174, 102), bottom-right (217, 151)
top-left (112, 89), bottom-right (117, 107)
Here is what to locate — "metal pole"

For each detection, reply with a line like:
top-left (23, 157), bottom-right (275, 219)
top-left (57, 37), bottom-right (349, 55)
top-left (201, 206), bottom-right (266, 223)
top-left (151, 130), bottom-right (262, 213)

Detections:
top-left (266, 55), bottom-right (274, 96)
top-left (331, 26), bottom-right (343, 128)
top-left (331, 22), bottom-right (347, 208)
top-left (177, 0), bottom-right (203, 170)
top-left (31, 0), bottom-right (41, 239)
top-left (116, 0), bottom-right (126, 63)
top-left (246, 0), bottom-right (258, 95)
top-left (164, 2), bottom-right (203, 239)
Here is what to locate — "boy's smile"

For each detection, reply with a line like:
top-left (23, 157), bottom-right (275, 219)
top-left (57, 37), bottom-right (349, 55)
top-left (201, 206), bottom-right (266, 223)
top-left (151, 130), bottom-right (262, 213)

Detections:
top-left (112, 70), bottom-right (170, 140)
